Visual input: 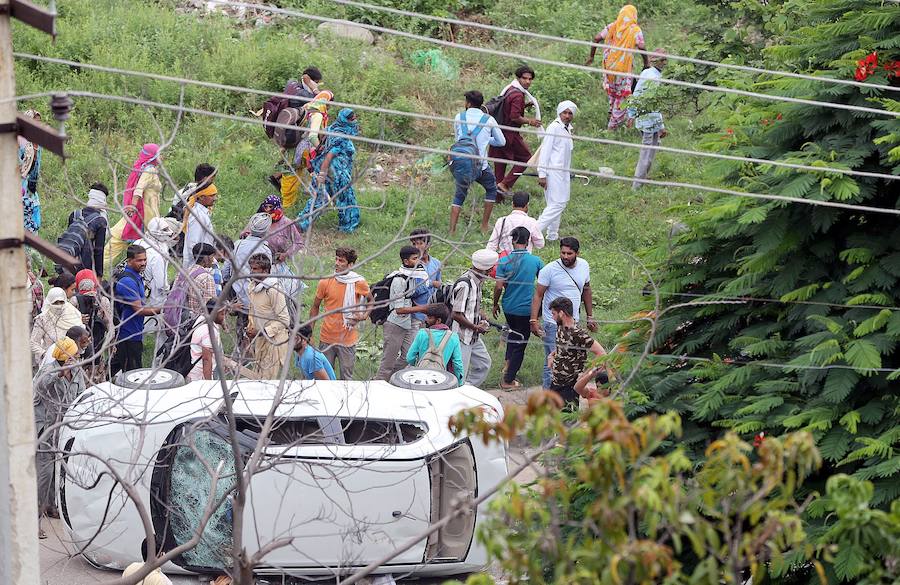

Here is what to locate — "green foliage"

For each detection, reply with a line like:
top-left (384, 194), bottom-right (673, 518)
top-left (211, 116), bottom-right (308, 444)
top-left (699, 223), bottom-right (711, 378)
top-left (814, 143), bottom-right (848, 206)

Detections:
top-left (627, 1), bottom-right (900, 582)
top-left (452, 398), bottom-right (825, 584)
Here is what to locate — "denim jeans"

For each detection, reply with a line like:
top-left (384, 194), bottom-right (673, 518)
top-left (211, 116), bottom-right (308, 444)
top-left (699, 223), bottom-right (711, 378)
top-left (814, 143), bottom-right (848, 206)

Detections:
top-left (451, 159), bottom-right (498, 206)
top-left (541, 320), bottom-right (558, 389)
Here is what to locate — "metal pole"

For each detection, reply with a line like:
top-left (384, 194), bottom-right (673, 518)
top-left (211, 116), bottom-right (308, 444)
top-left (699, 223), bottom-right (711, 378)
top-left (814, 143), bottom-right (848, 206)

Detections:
top-left (0, 1), bottom-right (41, 582)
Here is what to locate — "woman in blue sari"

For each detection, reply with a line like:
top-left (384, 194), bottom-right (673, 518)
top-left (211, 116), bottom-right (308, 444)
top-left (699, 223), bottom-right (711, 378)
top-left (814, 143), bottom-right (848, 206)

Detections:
top-left (18, 109), bottom-right (42, 232)
top-left (298, 108), bottom-right (361, 233)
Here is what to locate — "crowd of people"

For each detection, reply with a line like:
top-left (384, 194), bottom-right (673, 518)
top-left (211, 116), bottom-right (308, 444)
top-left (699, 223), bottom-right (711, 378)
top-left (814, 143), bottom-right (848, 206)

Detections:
top-left (23, 4), bottom-right (669, 542)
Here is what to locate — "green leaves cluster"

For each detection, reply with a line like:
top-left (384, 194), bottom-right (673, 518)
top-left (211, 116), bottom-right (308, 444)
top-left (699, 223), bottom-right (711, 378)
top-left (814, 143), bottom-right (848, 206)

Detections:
top-left (626, 0), bottom-right (900, 581)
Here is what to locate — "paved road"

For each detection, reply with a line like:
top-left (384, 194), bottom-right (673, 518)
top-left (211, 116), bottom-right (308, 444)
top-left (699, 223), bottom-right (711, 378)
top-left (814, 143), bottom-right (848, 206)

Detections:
top-left (38, 387), bottom-right (538, 584)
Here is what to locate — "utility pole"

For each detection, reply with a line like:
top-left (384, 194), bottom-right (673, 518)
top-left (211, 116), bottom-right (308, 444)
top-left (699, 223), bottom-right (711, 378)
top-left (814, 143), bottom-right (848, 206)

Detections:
top-left (0, 0), bottom-right (40, 582)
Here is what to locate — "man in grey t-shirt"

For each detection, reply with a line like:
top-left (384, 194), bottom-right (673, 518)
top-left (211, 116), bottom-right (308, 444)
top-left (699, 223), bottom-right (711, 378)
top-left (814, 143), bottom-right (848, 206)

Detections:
top-left (530, 237), bottom-right (597, 389)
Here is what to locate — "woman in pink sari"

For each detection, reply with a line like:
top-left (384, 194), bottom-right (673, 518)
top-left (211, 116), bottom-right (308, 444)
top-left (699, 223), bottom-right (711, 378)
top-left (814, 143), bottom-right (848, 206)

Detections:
top-left (104, 144), bottom-right (163, 266)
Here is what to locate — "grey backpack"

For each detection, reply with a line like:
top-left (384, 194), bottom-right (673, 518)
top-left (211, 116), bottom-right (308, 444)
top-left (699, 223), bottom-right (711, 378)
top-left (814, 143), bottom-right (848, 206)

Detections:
top-left (416, 329), bottom-right (453, 371)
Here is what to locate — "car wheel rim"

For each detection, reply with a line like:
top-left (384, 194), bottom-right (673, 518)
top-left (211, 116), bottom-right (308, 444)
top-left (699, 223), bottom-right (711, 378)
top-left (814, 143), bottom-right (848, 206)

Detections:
top-left (125, 369), bottom-right (175, 386)
top-left (394, 369), bottom-right (452, 386)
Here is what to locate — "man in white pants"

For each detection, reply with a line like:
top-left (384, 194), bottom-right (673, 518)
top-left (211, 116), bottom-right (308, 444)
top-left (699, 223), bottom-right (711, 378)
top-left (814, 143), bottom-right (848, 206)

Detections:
top-left (536, 101), bottom-right (577, 241)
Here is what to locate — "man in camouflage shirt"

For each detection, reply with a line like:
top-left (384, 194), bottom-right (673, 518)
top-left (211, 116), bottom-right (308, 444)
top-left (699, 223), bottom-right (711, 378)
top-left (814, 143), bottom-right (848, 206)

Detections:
top-left (547, 296), bottom-right (606, 410)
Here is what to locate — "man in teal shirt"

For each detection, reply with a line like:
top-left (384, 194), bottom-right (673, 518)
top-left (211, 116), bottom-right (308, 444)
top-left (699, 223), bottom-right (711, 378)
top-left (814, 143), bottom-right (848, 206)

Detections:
top-left (294, 325), bottom-right (336, 380)
top-left (406, 304), bottom-right (465, 386)
top-left (493, 226), bottom-right (544, 389)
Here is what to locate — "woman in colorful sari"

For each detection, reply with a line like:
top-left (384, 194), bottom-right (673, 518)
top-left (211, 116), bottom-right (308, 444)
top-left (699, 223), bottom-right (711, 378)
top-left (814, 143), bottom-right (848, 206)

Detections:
top-left (585, 5), bottom-right (649, 130)
top-left (298, 108), bottom-right (361, 233)
top-left (272, 90), bottom-right (333, 209)
top-left (18, 109), bottom-right (43, 233)
top-left (104, 143), bottom-right (163, 267)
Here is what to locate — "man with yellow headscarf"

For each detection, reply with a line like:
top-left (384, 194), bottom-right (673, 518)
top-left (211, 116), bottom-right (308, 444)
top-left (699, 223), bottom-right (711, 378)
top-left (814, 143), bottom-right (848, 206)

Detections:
top-left (585, 5), bottom-right (650, 130)
top-left (34, 337), bottom-right (86, 535)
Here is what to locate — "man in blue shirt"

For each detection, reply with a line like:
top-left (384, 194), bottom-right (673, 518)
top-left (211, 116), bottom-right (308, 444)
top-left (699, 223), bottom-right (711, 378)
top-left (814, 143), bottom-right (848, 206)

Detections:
top-left (111, 244), bottom-right (162, 376)
top-left (449, 90), bottom-right (506, 235)
top-left (294, 324), bottom-right (336, 381)
top-left (493, 227), bottom-right (544, 389)
top-left (409, 227), bottom-right (442, 329)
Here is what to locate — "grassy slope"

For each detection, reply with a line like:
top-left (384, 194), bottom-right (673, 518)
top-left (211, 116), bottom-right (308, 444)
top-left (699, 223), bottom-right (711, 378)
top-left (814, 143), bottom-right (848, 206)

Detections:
top-left (13, 0), bottom-right (711, 386)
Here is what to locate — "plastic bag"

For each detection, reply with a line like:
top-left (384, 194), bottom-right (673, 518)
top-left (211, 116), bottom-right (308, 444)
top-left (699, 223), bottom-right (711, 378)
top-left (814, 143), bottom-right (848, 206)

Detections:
top-left (410, 49), bottom-right (459, 80)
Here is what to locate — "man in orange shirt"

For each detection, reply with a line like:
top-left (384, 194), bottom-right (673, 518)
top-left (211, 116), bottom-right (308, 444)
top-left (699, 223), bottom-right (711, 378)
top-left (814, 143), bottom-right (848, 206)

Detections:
top-left (308, 247), bottom-right (372, 379)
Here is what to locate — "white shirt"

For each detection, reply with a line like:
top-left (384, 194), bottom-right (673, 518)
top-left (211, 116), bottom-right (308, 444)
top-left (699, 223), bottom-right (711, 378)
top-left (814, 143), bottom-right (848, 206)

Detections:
top-left (183, 203), bottom-right (215, 266)
top-left (537, 258), bottom-right (590, 324)
top-left (134, 239), bottom-right (170, 307)
top-left (187, 318), bottom-right (218, 381)
top-left (537, 119), bottom-right (574, 179)
top-left (486, 209), bottom-right (545, 254)
top-left (454, 108), bottom-right (506, 170)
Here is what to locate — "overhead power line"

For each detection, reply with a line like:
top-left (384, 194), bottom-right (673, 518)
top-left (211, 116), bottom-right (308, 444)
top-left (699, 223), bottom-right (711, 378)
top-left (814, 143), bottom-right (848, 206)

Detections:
top-left (204, 0), bottom-right (900, 119)
top-left (17, 88), bottom-right (900, 217)
top-left (321, 0), bottom-right (900, 94)
top-left (13, 53), bottom-right (900, 183)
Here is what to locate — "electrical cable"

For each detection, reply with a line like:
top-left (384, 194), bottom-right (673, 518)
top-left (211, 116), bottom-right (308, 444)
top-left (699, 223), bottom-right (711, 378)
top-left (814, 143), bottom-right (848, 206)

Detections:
top-left (203, 0), bottom-right (900, 118)
top-left (22, 88), bottom-right (900, 216)
top-left (319, 0), bottom-right (900, 94)
top-left (13, 53), bottom-right (900, 183)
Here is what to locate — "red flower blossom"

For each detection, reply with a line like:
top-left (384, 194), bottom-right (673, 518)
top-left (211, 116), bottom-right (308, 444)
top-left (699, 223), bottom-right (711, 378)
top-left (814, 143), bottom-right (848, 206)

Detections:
top-left (726, 128), bottom-right (734, 135)
top-left (855, 51), bottom-right (879, 81)
top-left (776, 113), bottom-right (783, 120)
top-left (885, 60), bottom-right (900, 79)
top-left (753, 432), bottom-right (765, 448)
top-left (761, 118), bottom-right (770, 126)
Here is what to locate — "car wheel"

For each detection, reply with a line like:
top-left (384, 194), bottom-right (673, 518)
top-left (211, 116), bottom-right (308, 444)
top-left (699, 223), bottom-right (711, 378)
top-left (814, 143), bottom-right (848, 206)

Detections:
top-left (114, 368), bottom-right (185, 390)
top-left (389, 366), bottom-right (458, 391)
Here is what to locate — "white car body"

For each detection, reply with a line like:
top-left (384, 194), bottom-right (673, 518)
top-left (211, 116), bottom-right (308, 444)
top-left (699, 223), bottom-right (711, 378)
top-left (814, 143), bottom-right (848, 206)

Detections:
top-left (58, 377), bottom-right (507, 577)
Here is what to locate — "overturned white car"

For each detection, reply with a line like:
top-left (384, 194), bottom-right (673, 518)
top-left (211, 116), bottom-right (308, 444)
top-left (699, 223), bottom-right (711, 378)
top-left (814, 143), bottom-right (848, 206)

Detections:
top-left (57, 367), bottom-right (507, 578)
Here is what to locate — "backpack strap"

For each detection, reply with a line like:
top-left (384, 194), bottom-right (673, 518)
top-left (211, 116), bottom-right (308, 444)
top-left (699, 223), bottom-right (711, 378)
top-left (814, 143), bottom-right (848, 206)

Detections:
top-left (556, 260), bottom-right (584, 293)
top-left (435, 330), bottom-right (453, 353)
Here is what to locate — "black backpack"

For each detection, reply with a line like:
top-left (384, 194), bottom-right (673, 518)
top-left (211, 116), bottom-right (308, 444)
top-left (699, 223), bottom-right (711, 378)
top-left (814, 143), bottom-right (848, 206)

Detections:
top-left (484, 88), bottom-right (515, 127)
top-left (56, 209), bottom-right (91, 270)
top-left (437, 274), bottom-right (475, 318)
top-left (155, 312), bottom-right (202, 376)
top-left (369, 272), bottom-right (411, 325)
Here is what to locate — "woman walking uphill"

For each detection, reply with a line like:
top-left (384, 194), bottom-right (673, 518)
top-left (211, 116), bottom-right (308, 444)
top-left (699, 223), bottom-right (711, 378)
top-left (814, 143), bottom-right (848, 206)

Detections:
top-left (585, 4), bottom-right (649, 130)
top-left (18, 109), bottom-right (43, 233)
top-left (299, 108), bottom-right (361, 233)
top-left (104, 144), bottom-right (163, 266)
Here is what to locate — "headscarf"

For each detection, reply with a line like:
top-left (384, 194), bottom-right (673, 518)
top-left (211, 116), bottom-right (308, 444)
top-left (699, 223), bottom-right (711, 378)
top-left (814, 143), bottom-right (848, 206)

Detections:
top-left (181, 182), bottom-right (218, 233)
top-left (305, 90), bottom-right (333, 115)
top-left (472, 249), bottom-right (500, 271)
top-left (556, 100), bottom-right (578, 117)
top-left (52, 337), bottom-right (79, 363)
top-left (603, 5), bottom-right (642, 85)
top-left (86, 187), bottom-right (109, 221)
top-left (329, 109), bottom-right (360, 137)
top-left (248, 213), bottom-right (273, 237)
top-left (145, 216), bottom-right (181, 246)
top-left (124, 143), bottom-right (160, 204)
top-left (18, 110), bottom-right (40, 176)
top-left (41, 287), bottom-right (83, 338)
top-left (75, 269), bottom-right (100, 292)
top-left (258, 194), bottom-right (284, 222)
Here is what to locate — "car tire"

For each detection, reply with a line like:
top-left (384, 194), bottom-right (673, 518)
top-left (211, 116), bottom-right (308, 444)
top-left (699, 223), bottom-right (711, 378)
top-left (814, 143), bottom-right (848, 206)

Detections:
top-left (389, 366), bottom-right (459, 391)
top-left (114, 368), bottom-right (185, 390)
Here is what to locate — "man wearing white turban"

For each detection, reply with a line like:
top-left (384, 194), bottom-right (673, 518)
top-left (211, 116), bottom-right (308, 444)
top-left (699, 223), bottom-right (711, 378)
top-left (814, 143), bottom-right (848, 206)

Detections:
top-left (134, 217), bottom-right (181, 358)
top-left (450, 249), bottom-right (499, 386)
top-left (536, 101), bottom-right (578, 241)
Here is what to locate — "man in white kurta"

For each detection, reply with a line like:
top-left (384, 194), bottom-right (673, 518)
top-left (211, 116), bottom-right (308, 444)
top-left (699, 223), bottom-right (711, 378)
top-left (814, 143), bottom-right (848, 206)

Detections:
top-left (536, 101), bottom-right (577, 241)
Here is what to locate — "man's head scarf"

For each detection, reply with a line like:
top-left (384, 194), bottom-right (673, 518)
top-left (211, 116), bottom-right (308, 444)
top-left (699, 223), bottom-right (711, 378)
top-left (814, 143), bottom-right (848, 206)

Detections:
top-left (556, 100), bottom-right (578, 117)
top-left (75, 269), bottom-right (99, 293)
top-left (146, 217), bottom-right (181, 246)
top-left (248, 212), bottom-right (273, 237)
top-left (52, 337), bottom-right (79, 362)
top-left (472, 249), bottom-right (500, 270)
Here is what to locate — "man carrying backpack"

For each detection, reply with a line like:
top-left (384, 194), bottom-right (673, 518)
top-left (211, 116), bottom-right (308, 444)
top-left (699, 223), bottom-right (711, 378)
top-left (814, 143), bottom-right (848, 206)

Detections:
top-left (451, 249), bottom-right (499, 387)
top-left (374, 246), bottom-right (429, 381)
top-left (449, 90), bottom-right (506, 235)
top-left (487, 66), bottom-right (542, 196)
top-left (56, 183), bottom-right (110, 276)
top-left (111, 245), bottom-right (163, 376)
top-left (406, 304), bottom-right (464, 386)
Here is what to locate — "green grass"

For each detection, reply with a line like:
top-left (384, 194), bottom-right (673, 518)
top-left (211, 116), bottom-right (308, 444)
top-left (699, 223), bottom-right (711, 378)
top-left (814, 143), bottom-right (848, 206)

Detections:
top-left (16, 0), bottom-right (716, 387)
